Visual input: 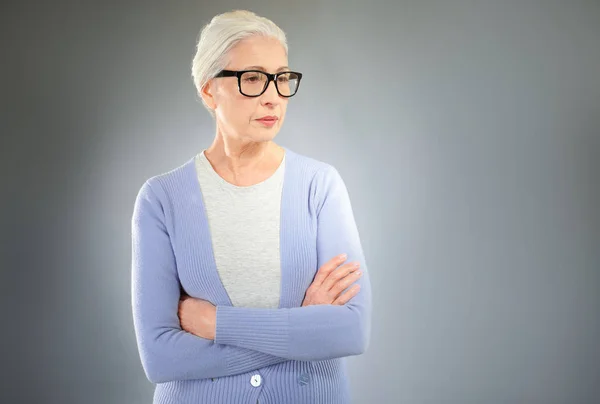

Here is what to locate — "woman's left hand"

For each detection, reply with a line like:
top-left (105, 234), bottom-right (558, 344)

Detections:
top-left (178, 294), bottom-right (217, 340)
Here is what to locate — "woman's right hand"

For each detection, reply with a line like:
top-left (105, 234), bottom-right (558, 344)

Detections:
top-left (301, 254), bottom-right (363, 307)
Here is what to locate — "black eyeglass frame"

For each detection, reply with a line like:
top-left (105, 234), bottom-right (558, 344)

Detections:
top-left (214, 69), bottom-right (303, 98)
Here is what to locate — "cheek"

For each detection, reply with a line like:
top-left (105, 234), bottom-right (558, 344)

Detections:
top-left (216, 84), bottom-right (247, 113)
top-left (218, 95), bottom-right (252, 123)
top-left (221, 101), bottom-right (259, 130)
top-left (234, 99), bottom-right (260, 123)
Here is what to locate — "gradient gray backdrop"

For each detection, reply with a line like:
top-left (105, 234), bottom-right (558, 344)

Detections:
top-left (2, 1), bottom-right (599, 403)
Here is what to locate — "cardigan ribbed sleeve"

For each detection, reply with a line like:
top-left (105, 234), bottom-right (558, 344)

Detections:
top-left (131, 180), bottom-right (289, 384)
top-left (214, 165), bottom-right (372, 361)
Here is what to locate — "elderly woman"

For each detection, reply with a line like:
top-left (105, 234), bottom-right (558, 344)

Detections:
top-left (131, 9), bottom-right (372, 404)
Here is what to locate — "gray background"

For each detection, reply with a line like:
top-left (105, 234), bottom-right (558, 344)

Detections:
top-left (2, 0), bottom-right (599, 403)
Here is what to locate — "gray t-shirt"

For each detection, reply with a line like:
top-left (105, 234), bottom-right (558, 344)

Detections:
top-left (194, 149), bottom-right (286, 309)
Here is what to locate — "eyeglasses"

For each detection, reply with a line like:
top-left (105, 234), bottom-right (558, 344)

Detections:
top-left (214, 69), bottom-right (303, 98)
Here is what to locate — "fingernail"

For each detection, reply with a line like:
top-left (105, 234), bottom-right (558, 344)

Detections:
top-left (339, 253), bottom-right (347, 260)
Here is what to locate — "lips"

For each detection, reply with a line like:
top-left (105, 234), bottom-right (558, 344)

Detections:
top-left (257, 116), bottom-right (278, 122)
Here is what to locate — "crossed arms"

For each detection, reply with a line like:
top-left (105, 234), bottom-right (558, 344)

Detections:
top-left (131, 165), bottom-right (372, 383)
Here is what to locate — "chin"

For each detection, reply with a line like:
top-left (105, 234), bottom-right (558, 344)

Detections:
top-left (254, 129), bottom-right (279, 141)
top-left (258, 134), bottom-right (278, 143)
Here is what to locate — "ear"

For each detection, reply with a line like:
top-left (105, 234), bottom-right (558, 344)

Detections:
top-left (200, 79), bottom-right (217, 111)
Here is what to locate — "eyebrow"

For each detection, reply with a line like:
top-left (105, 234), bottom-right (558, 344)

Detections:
top-left (243, 65), bottom-right (290, 72)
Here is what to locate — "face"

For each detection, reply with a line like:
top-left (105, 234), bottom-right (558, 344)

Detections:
top-left (201, 35), bottom-right (290, 142)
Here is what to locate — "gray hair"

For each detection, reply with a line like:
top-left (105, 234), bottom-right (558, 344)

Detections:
top-left (191, 10), bottom-right (288, 117)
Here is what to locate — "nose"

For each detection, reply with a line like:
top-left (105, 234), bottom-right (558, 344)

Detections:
top-left (260, 77), bottom-right (280, 103)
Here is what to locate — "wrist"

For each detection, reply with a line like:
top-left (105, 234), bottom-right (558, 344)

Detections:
top-left (210, 305), bottom-right (218, 340)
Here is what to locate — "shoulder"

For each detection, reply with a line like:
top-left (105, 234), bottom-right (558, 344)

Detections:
top-left (283, 146), bottom-right (347, 212)
top-left (283, 146), bottom-right (342, 184)
top-left (133, 155), bottom-right (196, 210)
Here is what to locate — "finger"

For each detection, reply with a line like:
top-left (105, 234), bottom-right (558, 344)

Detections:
top-left (322, 261), bottom-right (360, 291)
top-left (329, 268), bottom-right (362, 296)
top-left (311, 254), bottom-right (348, 287)
top-left (332, 284), bottom-right (361, 305)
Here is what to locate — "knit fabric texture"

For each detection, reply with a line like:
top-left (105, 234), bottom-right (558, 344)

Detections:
top-left (131, 145), bottom-right (372, 404)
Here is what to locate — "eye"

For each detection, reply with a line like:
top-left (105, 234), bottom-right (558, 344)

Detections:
top-left (244, 74), bottom-right (261, 83)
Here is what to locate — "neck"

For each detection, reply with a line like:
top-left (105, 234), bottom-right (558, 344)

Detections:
top-left (204, 126), bottom-right (281, 175)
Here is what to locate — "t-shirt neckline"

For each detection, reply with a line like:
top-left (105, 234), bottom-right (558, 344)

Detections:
top-left (197, 147), bottom-right (287, 192)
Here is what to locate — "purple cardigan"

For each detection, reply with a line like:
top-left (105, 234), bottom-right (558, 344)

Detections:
top-left (131, 146), bottom-right (372, 404)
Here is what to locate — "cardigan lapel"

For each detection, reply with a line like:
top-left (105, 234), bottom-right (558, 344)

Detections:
top-left (277, 147), bottom-right (319, 309)
top-left (176, 146), bottom-right (318, 309)
top-left (176, 157), bottom-right (233, 307)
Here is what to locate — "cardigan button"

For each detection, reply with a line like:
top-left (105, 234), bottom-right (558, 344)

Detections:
top-left (250, 374), bottom-right (262, 387)
top-left (298, 373), bottom-right (310, 385)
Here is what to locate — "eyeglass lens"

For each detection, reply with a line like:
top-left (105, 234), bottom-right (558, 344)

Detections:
top-left (240, 72), bottom-right (299, 96)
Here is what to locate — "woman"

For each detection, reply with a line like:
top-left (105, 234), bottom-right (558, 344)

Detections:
top-left (131, 9), bottom-right (372, 404)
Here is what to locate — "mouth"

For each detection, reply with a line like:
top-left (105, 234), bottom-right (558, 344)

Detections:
top-left (256, 116), bottom-right (278, 122)
top-left (256, 116), bottom-right (278, 127)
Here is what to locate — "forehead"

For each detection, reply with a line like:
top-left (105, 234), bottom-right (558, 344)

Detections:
top-left (226, 35), bottom-right (288, 72)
